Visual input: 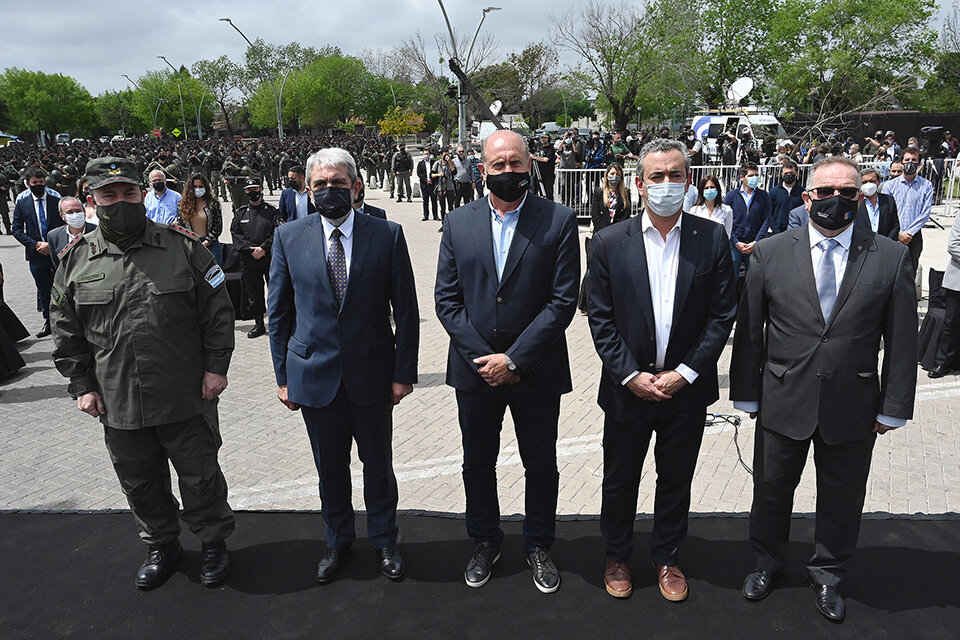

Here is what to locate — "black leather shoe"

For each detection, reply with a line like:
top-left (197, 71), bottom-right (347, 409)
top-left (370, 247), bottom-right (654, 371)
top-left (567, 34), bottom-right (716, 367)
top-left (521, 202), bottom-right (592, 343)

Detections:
top-left (316, 547), bottom-right (350, 584)
top-left (743, 570), bottom-right (775, 601)
top-left (811, 581), bottom-right (845, 622)
top-left (377, 545), bottom-right (404, 580)
top-left (136, 540), bottom-right (182, 589)
top-left (200, 540), bottom-right (231, 587)
top-left (36, 322), bottom-right (51, 338)
top-left (464, 542), bottom-right (500, 588)
top-left (527, 547), bottom-right (560, 593)
top-left (927, 365), bottom-right (949, 378)
top-left (247, 325), bottom-right (266, 339)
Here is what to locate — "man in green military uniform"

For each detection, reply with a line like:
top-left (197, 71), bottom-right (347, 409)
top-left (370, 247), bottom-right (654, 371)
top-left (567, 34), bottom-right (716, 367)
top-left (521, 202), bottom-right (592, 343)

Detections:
top-left (49, 157), bottom-right (237, 590)
top-left (221, 153), bottom-right (246, 210)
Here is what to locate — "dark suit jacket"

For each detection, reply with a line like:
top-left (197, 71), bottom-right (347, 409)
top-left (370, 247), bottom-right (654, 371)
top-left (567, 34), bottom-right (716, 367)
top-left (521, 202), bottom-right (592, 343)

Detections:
top-left (277, 187), bottom-right (315, 223)
top-left (359, 204), bottom-right (387, 220)
top-left (857, 192), bottom-right (900, 240)
top-left (435, 194), bottom-right (580, 395)
top-left (589, 187), bottom-right (631, 232)
top-left (769, 183), bottom-right (805, 233)
top-left (48, 222), bottom-right (98, 270)
top-left (730, 224), bottom-right (917, 444)
top-left (588, 213), bottom-right (738, 421)
top-left (12, 192), bottom-right (63, 263)
top-left (267, 212), bottom-right (419, 408)
top-left (724, 187), bottom-right (775, 245)
top-left (416, 159), bottom-right (432, 186)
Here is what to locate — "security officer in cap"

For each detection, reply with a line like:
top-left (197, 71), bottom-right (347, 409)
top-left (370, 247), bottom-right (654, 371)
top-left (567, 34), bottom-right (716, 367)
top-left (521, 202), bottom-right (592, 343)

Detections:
top-left (230, 176), bottom-right (279, 338)
top-left (49, 157), bottom-right (236, 590)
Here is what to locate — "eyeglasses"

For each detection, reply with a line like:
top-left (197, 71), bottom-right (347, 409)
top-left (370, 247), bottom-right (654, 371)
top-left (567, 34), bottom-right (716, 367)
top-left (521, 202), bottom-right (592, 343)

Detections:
top-left (808, 186), bottom-right (860, 200)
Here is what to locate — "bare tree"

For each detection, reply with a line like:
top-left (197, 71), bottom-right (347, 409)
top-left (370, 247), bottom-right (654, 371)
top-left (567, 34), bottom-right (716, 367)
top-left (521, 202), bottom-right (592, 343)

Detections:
top-left (399, 32), bottom-right (459, 143)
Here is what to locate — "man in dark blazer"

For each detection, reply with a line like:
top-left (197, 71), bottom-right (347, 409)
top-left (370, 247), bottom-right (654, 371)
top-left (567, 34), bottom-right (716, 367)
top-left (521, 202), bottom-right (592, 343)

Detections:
top-left (768, 160), bottom-right (804, 233)
top-left (353, 185), bottom-right (386, 220)
top-left (268, 148), bottom-right (418, 584)
top-left (11, 167), bottom-right (63, 336)
top-left (48, 197), bottom-right (97, 270)
top-left (416, 150), bottom-right (438, 221)
top-left (277, 166), bottom-right (315, 223)
top-left (857, 168), bottom-right (900, 240)
top-left (588, 138), bottom-right (737, 602)
top-left (435, 130), bottom-right (579, 594)
top-left (730, 156), bottom-right (917, 623)
top-left (724, 161), bottom-right (775, 282)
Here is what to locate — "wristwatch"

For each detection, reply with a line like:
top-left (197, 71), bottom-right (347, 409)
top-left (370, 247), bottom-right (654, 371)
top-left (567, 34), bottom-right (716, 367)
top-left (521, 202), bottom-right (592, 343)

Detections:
top-left (504, 355), bottom-right (518, 373)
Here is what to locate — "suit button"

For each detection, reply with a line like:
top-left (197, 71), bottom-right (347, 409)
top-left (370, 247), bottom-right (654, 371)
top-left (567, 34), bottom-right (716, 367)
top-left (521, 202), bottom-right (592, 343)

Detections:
top-left (496, 296), bottom-right (503, 303)
top-left (493, 329), bottom-right (499, 335)
top-left (816, 369), bottom-right (821, 376)
top-left (648, 363), bottom-right (655, 369)
top-left (821, 337), bottom-right (828, 343)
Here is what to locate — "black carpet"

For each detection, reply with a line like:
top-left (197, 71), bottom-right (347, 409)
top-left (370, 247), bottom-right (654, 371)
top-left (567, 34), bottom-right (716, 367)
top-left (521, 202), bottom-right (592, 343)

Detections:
top-left (1, 512), bottom-right (958, 639)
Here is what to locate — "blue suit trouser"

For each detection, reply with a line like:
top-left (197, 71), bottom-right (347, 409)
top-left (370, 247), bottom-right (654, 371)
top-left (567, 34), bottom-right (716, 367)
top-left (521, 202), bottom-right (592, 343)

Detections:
top-left (29, 260), bottom-right (55, 320)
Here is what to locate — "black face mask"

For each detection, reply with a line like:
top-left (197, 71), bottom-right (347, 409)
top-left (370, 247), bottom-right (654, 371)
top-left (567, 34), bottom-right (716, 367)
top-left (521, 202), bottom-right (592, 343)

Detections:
top-left (783, 174), bottom-right (797, 185)
top-left (97, 200), bottom-right (147, 249)
top-left (902, 162), bottom-right (918, 176)
top-left (355, 185), bottom-right (365, 204)
top-left (486, 171), bottom-right (530, 202)
top-left (246, 190), bottom-right (262, 202)
top-left (809, 195), bottom-right (858, 231)
top-left (29, 184), bottom-right (46, 197)
top-left (286, 179), bottom-right (300, 190)
top-left (313, 186), bottom-right (353, 220)
top-left (152, 181), bottom-right (166, 193)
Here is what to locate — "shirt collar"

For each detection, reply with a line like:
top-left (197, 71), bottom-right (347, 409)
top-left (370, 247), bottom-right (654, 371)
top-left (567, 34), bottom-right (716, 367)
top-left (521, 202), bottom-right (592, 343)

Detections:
top-left (354, 204), bottom-right (364, 215)
top-left (808, 220), bottom-right (854, 252)
top-left (321, 210), bottom-right (355, 240)
top-left (641, 210), bottom-right (682, 236)
top-left (488, 192), bottom-right (528, 221)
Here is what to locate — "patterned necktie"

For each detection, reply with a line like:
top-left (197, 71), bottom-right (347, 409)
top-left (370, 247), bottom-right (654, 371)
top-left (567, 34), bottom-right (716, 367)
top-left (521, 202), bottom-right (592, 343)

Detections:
top-left (327, 228), bottom-right (347, 308)
top-left (816, 238), bottom-right (840, 322)
top-left (38, 197), bottom-right (47, 240)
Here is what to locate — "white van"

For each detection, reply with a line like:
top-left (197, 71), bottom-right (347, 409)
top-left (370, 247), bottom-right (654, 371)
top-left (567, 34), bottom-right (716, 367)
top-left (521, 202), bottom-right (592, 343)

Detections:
top-left (690, 108), bottom-right (788, 162)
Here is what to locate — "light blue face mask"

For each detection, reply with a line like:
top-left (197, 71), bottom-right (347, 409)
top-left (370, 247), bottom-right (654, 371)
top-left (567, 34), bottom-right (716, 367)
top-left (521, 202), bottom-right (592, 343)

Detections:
top-left (703, 188), bottom-right (719, 201)
top-left (746, 175), bottom-right (760, 189)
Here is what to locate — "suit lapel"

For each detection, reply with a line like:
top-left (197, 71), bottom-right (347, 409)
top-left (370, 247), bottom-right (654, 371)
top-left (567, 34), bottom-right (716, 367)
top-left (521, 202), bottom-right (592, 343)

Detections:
top-left (469, 200), bottom-right (499, 288)
top-left (793, 226), bottom-right (826, 326)
top-left (826, 225), bottom-right (872, 331)
top-left (668, 216), bottom-right (698, 344)
top-left (625, 216), bottom-right (657, 339)
top-left (497, 197), bottom-right (544, 292)
top-left (306, 214), bottom-right (338, 310)
top-left (342, 214), bottom-right (371, 312)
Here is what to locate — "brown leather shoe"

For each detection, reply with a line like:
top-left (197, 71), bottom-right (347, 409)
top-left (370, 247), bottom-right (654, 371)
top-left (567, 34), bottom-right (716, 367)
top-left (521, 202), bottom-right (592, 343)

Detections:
top-left (604, 561), bottom-right (632, 598)
top-left (654, 564), bottom-right (688, 602)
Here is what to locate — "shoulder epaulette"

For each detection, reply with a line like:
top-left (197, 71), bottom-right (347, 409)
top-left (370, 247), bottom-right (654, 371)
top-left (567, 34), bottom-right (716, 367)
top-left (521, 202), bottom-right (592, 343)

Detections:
top-left (169, 225), bottom-right (200, 241)
top-left (58, 234), bottom-right (86, 259)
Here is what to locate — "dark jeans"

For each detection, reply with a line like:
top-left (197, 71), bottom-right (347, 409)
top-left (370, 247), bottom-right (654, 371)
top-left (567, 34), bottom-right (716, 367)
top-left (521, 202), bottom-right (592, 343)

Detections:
top-left (302, 384), bottom-right (398, 549)
top-left (601, 404), bottom-right (706, 565)
top-left (454, 182), bottom-right (474, 208)
top-left (456, 388), bottom-right (560, 552)
top-left (421, 182), bottom-right (438, 220)
top-left (241, 261), bottom-right (269, 319)
top-left (906, 229), bottom-right (923, 278)
top-left (29, 260), bottom-right (55, 320)
top-left (438, 189), bottom-right (456, 223)
top-left (936, 288), bottom-right (960, 370)
top-left (750, 426), bottom-right (875, 586)
top-left (104, 405), bottom-right (235, 546)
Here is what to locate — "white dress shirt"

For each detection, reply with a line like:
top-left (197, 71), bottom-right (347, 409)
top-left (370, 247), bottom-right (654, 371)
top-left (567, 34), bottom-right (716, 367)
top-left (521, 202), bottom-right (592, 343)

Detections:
top-left (733, 222), bottom-right (905, 428)
top-left (622, 213), bottom-right (698, 387)
top-left (864, 197), bottom-right (880, 233)
top-left (33, 195), bottom-right (49, 238)
top-left (689, 203), bottom-right (734, 238)
top-left (321, 211), bottom-right (355, 288)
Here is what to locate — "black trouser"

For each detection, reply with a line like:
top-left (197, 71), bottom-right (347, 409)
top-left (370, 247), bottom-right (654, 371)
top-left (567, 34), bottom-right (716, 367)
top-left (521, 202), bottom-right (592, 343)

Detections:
top-left (906, 229), bottom-right (923, 278)
top-left (302, 383), bottom-right (398, 549)
top-left (601, 404), bottom-right (705, 565)
top-left (241, 261), bottom-right (269, 320)
top-left (421, 182), bottom-right (438, 220)
top-left (454, 181), bottom-right (474, 208)
top-left (539, 173), bottom-right (555, 201)
top-left (936, 288), bottom-right (960, 370)
top-left (750, 426), bottom-right (875, 586)
top-left (104, 405), bottom-right (235, 546)
top-left (0, 203), bottom-right (10, 234)
top-left (456, 388), bottom-right (560, 552)
top-left (28, 260), bottom-right (55, 320)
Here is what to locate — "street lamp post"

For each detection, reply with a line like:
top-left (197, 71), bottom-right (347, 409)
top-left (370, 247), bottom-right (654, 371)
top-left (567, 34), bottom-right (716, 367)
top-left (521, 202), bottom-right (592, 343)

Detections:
top-left (123, 74), bottom-right (163, 132)
top-left (157, 56), bottom-right (189, 140)
top-left (220, 17), bottom-right (286, 140)
top-left (160, 55), bottom-right (205, 140)
top-left (436, 2), bottom-right (500, 147)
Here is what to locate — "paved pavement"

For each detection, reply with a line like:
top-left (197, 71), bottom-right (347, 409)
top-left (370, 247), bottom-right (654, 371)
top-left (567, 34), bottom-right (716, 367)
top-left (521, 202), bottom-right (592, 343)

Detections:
top-left (1, 186), bottom-right (958, 519)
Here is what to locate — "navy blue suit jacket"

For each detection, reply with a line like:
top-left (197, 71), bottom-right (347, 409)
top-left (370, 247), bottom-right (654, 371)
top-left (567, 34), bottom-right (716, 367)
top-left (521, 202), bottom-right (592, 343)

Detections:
top-left (12, 192), bottom-right (63, 263)
top-left (435, 194), bottom-right (580, 395)
top-left (587, 213), bottom-right (738, 421)
top-left (358, 204), bottom-right (387, 220)
top-left (724, 187), bottom-right (775, 244)
top-left (769, 183), bottom-right (805, 233)
top-left (277, 187), bottom-right (315, 222)
top-left (267, 212), bottom-right (419, 408)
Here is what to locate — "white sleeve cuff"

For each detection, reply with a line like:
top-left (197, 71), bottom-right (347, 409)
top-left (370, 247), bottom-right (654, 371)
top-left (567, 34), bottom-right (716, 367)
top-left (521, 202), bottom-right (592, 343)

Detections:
top-left (734, 401), bottom-right (759, 413)
top-left (876, 414), bottom-right (906, 428)
top-left (676, 363), bottom-right (699, 384)
top-left (621, 370), bottom-right (640, 386)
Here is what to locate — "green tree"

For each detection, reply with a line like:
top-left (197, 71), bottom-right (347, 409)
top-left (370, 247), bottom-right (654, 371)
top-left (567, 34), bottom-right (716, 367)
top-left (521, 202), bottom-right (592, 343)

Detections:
top-left (0, 69), bottom-right (97, 139)
top-left (471, 63), bottom-right (524, 118)
top-left (509, 42), bottom-right (561, 128)
top-left (193, 56), bottom-right (242, 136)
top-left (95, 89), bottom-right (146, 135)
top-left (377, 106), bottom-right (425, 136)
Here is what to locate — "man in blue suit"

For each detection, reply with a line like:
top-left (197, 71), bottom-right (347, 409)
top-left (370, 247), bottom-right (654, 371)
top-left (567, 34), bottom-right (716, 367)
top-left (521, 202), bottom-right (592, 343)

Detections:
top-left (353, 185), bottom-right (386, 220)
top-left (724, 162), bottom-right (775, 282)
top-left (11, 167), bottom-right (63, 336)
top-left (268, 148), bottom-right (419, 584)
top-left (435, 130), bottom-right (580, 594)
top-left (277, 166), bottom-right (315, 222)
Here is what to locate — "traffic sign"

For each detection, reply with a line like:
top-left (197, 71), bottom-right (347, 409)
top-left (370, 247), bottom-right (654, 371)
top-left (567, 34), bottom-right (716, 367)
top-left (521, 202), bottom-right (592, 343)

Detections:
top-left (153, 129), bottom-right (161, 138)
top-left (171, 128), bottom-right (181, 138)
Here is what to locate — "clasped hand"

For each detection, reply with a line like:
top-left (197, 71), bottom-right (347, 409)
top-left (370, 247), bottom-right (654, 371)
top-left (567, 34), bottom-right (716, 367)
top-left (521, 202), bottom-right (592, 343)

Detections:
top-left (625, 371), bottom-right (687, 402)
top-left (474, 354), bottom-right (519, 387)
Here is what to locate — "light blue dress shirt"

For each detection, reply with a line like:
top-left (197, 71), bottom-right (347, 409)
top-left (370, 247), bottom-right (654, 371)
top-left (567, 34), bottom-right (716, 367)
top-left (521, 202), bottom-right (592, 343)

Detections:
top-left (885, 174), bottom-right (932, 235)
top-left (144, 188), bottom-right (181, 225)
top-left (490, 193), bottom-right (526, 280)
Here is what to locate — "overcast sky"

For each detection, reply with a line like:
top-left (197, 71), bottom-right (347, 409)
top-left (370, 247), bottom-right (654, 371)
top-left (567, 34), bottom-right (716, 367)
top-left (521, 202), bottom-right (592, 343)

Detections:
top-left (2, 0), bottom-right (583, 94)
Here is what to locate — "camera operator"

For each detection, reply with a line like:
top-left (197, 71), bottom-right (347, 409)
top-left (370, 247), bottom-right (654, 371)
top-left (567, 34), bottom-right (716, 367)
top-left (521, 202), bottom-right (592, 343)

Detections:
top-left (531, 133), bottom-right (557, 201)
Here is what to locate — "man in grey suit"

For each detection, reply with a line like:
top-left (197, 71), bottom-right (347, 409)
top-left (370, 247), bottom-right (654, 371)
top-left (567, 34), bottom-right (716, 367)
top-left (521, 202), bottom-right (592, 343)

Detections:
top-left (49, 197), bottom-right (97, 270)
top-left (928, 210), bottom-right (960, 377)
top-left (730, 156), bottom-right (917, 623)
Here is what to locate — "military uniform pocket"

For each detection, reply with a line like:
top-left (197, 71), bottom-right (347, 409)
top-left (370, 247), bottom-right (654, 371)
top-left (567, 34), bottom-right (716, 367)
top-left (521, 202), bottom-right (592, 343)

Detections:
top-left (147, 276), bottom-right (196, 326)
top-left (75, 287), bottom-right (115, 349)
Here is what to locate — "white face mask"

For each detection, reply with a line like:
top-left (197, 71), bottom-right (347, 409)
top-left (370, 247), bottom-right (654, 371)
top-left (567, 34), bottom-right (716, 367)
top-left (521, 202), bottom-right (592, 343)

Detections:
top-left (860, 182), bottom-right (878, 197)
top-left (194, 187), bottom-right (206, 198)
top-left (643, 182), bottom-right (687, 217)
top-left (64, 211), bottom-right (86, 228)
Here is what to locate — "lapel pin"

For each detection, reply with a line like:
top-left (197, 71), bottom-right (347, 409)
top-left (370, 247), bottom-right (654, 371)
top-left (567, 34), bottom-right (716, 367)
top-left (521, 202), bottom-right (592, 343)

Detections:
top-left (857, 245), bottom-right (862, 250)
top-left (692, 229), bottom-right (698, 235)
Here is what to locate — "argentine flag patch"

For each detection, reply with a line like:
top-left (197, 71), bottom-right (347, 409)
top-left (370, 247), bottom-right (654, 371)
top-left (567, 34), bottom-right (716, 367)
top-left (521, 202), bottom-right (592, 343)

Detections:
top-left (205, 265), bottom-right (225, 288)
